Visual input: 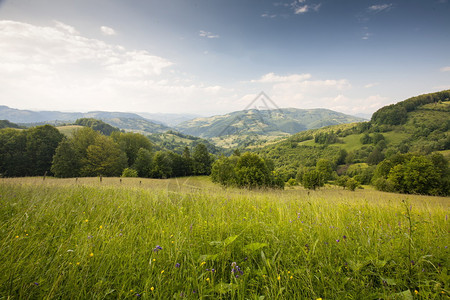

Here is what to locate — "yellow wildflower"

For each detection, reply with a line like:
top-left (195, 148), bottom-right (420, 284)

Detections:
top-left (99, 225), bottom-right (103, 229)
top-left (15, 236), bottom-right (19, 238)
top-left (415, 290), bottom-right (419, 295)
top-left (160, 270), bottom-right (165, 274)
top-left (200, 261), bottom-right (206, 266)
top-left (89, 253), bottom-right (94, 257)
top-left (277, 275), bottom-right (281, 281)
top-left (150, 287), bottom-right (154, 292)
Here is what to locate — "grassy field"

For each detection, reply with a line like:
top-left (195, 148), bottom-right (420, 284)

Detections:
top-left (0, 177), bottom-right (448, 299)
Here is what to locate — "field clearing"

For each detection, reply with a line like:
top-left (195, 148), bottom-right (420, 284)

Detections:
top-left (0, 177), bottom-right (448, 299)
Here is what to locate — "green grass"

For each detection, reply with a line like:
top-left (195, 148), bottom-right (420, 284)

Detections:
top-left (1, 177), bottom-right (449, 299)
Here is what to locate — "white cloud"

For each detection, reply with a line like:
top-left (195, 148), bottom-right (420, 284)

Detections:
top-left (440, 66), bottom-right (450, 72)
top-left (292, 1), bottom-right (321, 14)
top-left (364, 82), bottom-right (379, 88)
top-left (368, 4), bottom-right (393, 12)
top-left (199, 30), bottom-right (219, 39)
top-left (251, 72), bottom-right (312, 83)
top-left (247, 72), bottom-right (358, 112)
top-left (261, 13), bottom-right (277, 18)
top-left (0, 20), bottom-right (230, 114)
top-left (100, 26), bottom-right (116, 36)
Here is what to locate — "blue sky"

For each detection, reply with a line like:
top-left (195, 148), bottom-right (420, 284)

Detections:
top-left (0, 0), bottom-right (449, 116)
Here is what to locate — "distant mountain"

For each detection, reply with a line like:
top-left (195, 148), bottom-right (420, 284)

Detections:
top-left (0, 106), bottom-right (171, 134)
top-left (137, 112), bottom-right (202, 127)
top-left (174, 108), bottom-right (365, 148)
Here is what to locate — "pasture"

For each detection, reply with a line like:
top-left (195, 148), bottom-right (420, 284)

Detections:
top-left (0, 177), bottom-right (448, 299)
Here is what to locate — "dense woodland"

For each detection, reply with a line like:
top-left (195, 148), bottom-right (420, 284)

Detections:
top-left (0, 90), bottom-right (449, 195)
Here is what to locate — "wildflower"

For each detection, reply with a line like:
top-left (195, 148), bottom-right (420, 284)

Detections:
top-left (160, 270), bottom-right (164, 274)
top-left (130, 290), bottom-right (134, 293)
top-left (415, 290), bottom-right (419, 295)
top-left (34, 282), bottom-right (39, 286)
top-left (290, 275), bottom-right (293, 279)
top-left (150, 287), bottom-right (154, 291)
top-left (343, 235), bottom-right (347, 239)
top-left (99, 225), bottom-right (103, 229)
top-left (200, 261), bottom-right (206, 267)
top-left (277, 275), bottom-right (281, 281)
top-left (136, 293), bottom-right (141, 297)
top-left (175, 263), bottom-right (181, 268)
top-left (152, 259), bottom-right (156, 262)
top-left (206, 277), bottom-right (210, 282)
top-left (15, 236), bottom-right (19, 238)
top-left (90, 253), bottom-right (94, 257)
top-left (336, 239), bottom-right (340, 243)
top-left (153, 245), bottom-right (163, 252)
top-left (85, 219), bottom-right (88, 222)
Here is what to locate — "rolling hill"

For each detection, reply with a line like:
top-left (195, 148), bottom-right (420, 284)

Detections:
top-left (256, 90), bottom-right (450, 180)
top-left (175, 108), bottom-right (366, 148)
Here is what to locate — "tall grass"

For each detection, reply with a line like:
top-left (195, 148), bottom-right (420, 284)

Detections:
top-left (0, 177), bottom-right (448, 299)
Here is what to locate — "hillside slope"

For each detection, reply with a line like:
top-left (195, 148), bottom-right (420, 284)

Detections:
top-left (176, 108), bottom-right (365, 148)
top-left (256, 90), bottom-right (450, 180)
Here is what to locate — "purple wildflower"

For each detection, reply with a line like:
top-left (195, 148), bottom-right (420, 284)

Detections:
top-left (153, 245), bottom-right (163, 252)
top-left (175, 263), bottom-right (181, 268)
top-left (34, 282), bottom-right (39, 286)
top-left (336, 239), bottom-right (340, 243)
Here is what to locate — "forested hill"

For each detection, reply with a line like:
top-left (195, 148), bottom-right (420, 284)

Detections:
top-left (256, 90), bottom-right (450, 195)
top-left (175, 108), bottom-right (365, 149)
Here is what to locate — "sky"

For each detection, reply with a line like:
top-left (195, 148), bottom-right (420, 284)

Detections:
top-left (0, 0), bottom-right (449, 117)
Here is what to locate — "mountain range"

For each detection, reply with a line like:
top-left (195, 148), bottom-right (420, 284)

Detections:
top-left (0, 105), bottom-right (366, 149)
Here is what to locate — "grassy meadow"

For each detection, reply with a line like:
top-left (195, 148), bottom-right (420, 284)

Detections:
top-left (0, 177), bottom-right (448, 299)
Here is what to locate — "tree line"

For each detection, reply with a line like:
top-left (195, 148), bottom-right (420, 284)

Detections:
top-left (0, 125), bottom-right (214, 179)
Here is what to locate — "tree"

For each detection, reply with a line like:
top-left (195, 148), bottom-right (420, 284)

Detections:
top-left (51, 139), bottom-right (82, 178)
top-left (133, 148), bottom-right (153, 178)
top-left (192, 143), bottom-right (213, 175)
top-left (316, 159), bottom-right (333, 181)
top-left (81, 135), bottom-right (127, 177)
top-left (302, 169), bottom-right (325, 190)
top-left (235, 152), bottom-right (271, 188)
top-left (0, 129), bottom-right (29, 176)
top-left (182, 146), bottom-right (193, 176)
top-left (152, 151), bottom-right (172, 178)
top-left (26, 125), bottom-right (64, 176)
top-left (112, 132), bottom-right (153, 167)
top-left (211, 155), bottom-right (237, 186)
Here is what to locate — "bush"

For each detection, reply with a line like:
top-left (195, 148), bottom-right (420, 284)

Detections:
top-left (121, 168), bottom-right (138, 177)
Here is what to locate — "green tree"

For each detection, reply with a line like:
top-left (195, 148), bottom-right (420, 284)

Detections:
top-left (235, 153), bottom-right (271, 188)
top-left (26, 125), bottom-right (64, 176)
top-left (0, 129), bottom-right (29, 176)
top-left (133, 148), bottom-right (153, 178)
top-left (211, 155), bottom-right (237, 186)
top-left (152, 151), bottom-right (172, 178)
top-left (192, 143), bottom-right (212, 175)
top-left (51, 139), bottom-right (82, 178)
top-left (182, 146), bottom-right (193, 176)
top-left (81, 135), bottom-right (127, 177)
top-left (316, 159), bottom-right (333, 181)
top-left (111, 132), bottom-right (153, 167)
top-left (302, 169), bottom-right (325, 190)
